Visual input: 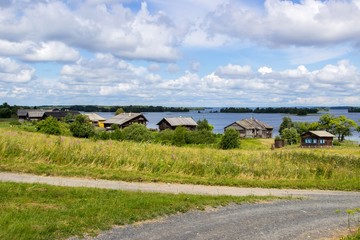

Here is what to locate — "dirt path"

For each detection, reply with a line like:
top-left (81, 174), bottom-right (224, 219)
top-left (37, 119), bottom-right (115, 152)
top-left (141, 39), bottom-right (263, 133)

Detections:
top-left (1, 172), bottom-right (360, 240)
top-left (0, 172), bottom-right (359, 197)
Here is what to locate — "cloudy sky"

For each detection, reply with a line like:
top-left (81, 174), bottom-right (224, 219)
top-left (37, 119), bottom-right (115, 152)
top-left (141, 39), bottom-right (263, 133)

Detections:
top-left (1, 0), bottom-right (360, 107)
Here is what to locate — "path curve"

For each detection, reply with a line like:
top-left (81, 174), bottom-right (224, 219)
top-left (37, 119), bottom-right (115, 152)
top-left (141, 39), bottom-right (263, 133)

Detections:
top-left (1, 172), bottom-right (360, 240)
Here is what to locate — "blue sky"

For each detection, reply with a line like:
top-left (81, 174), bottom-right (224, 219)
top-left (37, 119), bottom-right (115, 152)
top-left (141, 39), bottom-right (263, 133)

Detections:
top-left (0, 0), bottom-right (360, 107)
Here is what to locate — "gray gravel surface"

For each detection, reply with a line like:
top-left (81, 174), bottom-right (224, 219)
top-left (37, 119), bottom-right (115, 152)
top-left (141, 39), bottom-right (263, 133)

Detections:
top-left (79, 194), bottom-right (360, 240)
top-left (1, 172), bottom-right (359, 239)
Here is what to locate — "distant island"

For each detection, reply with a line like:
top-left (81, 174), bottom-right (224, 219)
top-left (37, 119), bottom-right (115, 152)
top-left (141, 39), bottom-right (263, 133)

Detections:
top-left (220, 107), bottom-right (319, 116)
top-left (348, 107), bottom-right (360, 112)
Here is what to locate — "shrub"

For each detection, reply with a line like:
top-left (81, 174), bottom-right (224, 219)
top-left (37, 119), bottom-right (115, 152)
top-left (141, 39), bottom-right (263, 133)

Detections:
top-left (187, 130), bottom-right (216, 145)
top-left (123, 124), bottom-right (153, 142)
top-left (196, 119), bottom-right (214, 131)
top-left (156, 129), bottom-right (175, 145)
top-left (9, 120), bottom-right (21, 126)
top-left (172, 126), bottom-right (188, 146)
top-left (219, 128), bottom-right (240, 150)
top-left (281, 127), bottom-right (300, 145)
top-left (36, 116), bottom-right (62, 135)
top-left (70, 115), bottom-right (95, 138)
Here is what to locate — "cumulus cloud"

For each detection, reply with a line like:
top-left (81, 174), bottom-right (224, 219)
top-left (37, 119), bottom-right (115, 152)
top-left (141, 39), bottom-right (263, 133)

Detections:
top-left (258, 66), bottom-right (272, 75)
top-left (0, 1), bottom-right (181, 62)
top-left (0, 57), bottom-right (35, 83)
top-left (205, 0), bottom-right (360, 48)
top-left (216, 64), bottom-right (252, 78)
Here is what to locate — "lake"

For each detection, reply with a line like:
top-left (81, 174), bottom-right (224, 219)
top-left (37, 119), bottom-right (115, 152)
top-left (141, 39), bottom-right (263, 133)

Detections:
top-left (96, 108), bottom-right (360, 142)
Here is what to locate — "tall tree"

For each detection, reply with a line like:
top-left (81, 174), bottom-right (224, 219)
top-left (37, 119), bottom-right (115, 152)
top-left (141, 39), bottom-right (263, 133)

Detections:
top-left (279, 116), bottom-right (293, 134)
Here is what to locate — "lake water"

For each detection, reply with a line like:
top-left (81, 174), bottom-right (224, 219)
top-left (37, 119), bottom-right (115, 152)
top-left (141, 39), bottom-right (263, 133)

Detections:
top-left (96, 108), bottom-right (360, 142)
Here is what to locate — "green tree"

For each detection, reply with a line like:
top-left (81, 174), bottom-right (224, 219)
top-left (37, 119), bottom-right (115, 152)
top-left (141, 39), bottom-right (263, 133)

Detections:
top-left (219, 128), bottom-right (240, 150)
top-left (115, 108), bottom-right (125, 115)
top-left (293, 121), bottom-right (319, 135)
top-left (196, 119), bottom-right (214, 131)
top-left (36, 116), bottom-right (62, 135)
top-left (172, 126), bottom-right (188, 146)
top-left (279, 116), bottom-right (293, 134)
top-left (318, 114), bottom-right (357, 141)
top-left (123, 123), bottom-right (153, 142)
top-left (70, 115), bottom-right (95, 138)
top-left (281, 127), bottom-right (300, 145)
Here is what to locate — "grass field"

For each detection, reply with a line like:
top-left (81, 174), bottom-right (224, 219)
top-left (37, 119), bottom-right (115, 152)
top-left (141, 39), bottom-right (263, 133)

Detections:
top-left (1, 128), bottom-right (359, 190)
top-left (0, 181), bottom-right (278, 240)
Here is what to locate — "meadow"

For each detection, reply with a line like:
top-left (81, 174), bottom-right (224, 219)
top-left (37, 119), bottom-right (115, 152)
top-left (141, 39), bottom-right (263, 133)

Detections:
top-left (1, 128), bottom-right (359, 190)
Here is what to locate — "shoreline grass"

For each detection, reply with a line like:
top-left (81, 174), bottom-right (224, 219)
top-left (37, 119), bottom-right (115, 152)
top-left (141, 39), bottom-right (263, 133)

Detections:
top-left (0, 181), bottom-right (279, 240)
top-left (1, 128), bottom-right (360, 191)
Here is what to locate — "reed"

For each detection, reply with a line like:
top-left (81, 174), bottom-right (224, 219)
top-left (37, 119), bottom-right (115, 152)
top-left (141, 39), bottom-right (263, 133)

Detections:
top-left (1, 128), bottom-right (359, 190)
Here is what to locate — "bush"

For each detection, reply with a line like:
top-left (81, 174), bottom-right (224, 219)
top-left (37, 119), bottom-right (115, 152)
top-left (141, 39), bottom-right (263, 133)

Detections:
top-left (281, 127), bottom-right (300, 145)
top-left (156, 129), bottom-right (175, 145)
top-left (196, 119), bottom-right (214, 131)
top-left (9, 120), bottom-right (21, 126)
top-left (219, 128), bottom-right (240, 150)
top-left (36, 116), bottom-right (62, 135)
top-left (70, 115), bottom-right (95, 138)
top-left (187, 130), bottom-right (216, 145)
top-left (123, 124), bottom-right (153, 142)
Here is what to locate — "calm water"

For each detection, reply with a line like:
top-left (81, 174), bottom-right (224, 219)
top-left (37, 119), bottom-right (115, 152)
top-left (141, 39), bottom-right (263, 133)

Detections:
top-left (96, 109), bottom-right (360, 142)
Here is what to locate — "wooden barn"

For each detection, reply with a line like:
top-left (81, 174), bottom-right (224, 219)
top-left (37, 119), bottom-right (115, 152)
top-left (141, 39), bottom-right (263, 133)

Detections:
top-left (157, 117), bottom-right (197, 131)
top-left (224, 118), bottom-right (273, 138)
top-left (43, 110), bottom-right (80, 121)
top-left (84, 113), bottom-right (106, 128)
top-left (104, 113), bottom-right (148, 129)
top-left (301, 131), bottom-right (335, 148)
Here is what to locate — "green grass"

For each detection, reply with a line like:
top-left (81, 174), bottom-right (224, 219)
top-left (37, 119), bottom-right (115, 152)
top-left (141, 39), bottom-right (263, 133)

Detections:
top-left (0, 182), bottom-right (278, 240)
top-left (1, 128), bottom-right (360, 190)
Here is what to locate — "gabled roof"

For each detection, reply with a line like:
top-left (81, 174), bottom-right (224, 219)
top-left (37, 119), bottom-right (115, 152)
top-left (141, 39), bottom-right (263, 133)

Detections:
top-left (104, 113), bottom-right (148, 126)
top-left (17, 109), bottom-right (29, 117)
top-left (27, 110), bottom-right (45, 118)
top-left (226, 118), bottom-right (273, 130)
top-left (84, 113), bottom-right (106, 122)
top-left (157, 117), bottom-right (197, 127)
top-left (303, 131), bottom-right (335, 138)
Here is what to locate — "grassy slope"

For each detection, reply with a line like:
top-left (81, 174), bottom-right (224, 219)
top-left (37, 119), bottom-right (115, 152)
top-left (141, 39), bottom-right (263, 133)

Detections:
top-left (1, 128), bottom-right (360, 190)
top-left (0, 182), bottom-right (278, 240)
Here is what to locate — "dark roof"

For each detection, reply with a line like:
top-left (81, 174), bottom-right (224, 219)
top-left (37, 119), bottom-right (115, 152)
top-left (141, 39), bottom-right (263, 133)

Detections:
top-left (27, 110), bottom-right (45, 118)
top-left (104, 113), bottom-right (148, 126)
top-left (302, 131), bottom-right (335, 138)
top-left (225, 118), bottom-right (273, 130)
top-left (17, 109), bottom-right (29, 117)
top-left (44, 111), bottom-right (80, 119)
top-left (157, 117), bottom-right (197, 127)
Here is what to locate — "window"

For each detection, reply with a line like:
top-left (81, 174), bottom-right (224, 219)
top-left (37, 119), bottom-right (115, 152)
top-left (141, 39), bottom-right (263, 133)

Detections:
top-left (319, 139), bottom-right (325, 144)
top-left (313, 139), bottom-right (317, 144)
top-left (305, 138), bottom-right (312, 144)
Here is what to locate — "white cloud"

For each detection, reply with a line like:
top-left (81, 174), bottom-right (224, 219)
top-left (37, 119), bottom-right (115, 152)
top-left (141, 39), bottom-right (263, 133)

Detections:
top-left (0, 57), bottom-right (35, 83)
top-left (216, 64), bottom-right (252, 78)
top-left (205, 0), bottom-right (360, 48)
top-left (258, 66), bottom-right (272, 75)
top-left (22, 41), bottom-right (80, 62)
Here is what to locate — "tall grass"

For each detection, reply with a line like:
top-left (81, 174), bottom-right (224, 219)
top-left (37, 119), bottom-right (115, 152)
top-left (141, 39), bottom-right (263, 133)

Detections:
top-left (0, 128), bottom-right (359, 190)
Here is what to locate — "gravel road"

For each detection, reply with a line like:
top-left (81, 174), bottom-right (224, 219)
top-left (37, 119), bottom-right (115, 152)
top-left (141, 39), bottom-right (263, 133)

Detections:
top-left (1, 172), bottom-right (359, 239)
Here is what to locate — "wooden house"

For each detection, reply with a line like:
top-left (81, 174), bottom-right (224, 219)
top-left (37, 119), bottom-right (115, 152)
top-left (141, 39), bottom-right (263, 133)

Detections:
top-left (301, 131), bottom-right (335, 148)
top-left (84, 113), bottom-right (106, 128)
top-left (157, 117), bottom-right (198, 131)
top-left (104, 113), bottom-right (148, 129)
top-left (224, 118), bottom-right (273, 138)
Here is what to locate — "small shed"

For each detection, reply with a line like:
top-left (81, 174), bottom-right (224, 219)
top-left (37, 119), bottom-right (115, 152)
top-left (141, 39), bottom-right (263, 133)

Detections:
top-left (157, 117), bottom-right (198, 131)
top-left (104, 113), bottom-right (148, 129)
top-left (224, 118), bottom-right (273, 138)
top-left (84, 113), bottom-right (106, 128)
top-left (301, 131), bottom-right (335, 148)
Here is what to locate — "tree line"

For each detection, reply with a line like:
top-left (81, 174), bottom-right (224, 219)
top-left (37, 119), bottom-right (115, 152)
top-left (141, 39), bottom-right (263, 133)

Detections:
top-left (65, 105), bottom-right (190, 112)
top-left (220, 107), bottom-right (319, 115)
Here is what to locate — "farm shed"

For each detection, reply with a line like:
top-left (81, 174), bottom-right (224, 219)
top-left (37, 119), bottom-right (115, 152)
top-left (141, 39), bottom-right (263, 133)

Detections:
top-left (84, 113), bottom-right (106, 127)
top-left (104, 113), bottom-right (148, 129)
top-left (301, 131), bottom-right (335, 148)
top-left (224, 118), bottom-right (273, 138)
top-left (157, 117), bottom-right (198, 131)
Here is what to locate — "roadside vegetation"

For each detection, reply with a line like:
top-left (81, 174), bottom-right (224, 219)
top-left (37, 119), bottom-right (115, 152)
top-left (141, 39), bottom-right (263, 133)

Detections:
top-left (0, 182), bottom-right (277, 240)
top-left (1, 127), bottom-right (360, 190)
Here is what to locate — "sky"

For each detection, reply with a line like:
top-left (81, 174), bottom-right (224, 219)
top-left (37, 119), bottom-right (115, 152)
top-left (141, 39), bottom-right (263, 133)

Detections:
top-left (0, 0), bottom-right (360, 107)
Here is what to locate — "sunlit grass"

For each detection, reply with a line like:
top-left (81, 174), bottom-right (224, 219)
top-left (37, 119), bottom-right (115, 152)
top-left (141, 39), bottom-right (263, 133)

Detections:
top-left (1, 128), bottom-right (359, 190)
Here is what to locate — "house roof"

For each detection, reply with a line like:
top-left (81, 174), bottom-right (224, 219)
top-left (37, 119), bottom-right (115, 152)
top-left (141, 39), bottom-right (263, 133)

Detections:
top-left (157, 117), bottom-right (197, 127)
top-left (226, 118), bottom-right (273, 130)
top-left (104, 113), bottom-right (148, 126)
top-left (17, 109), bottom-right (29, 117)
top-left (44, 111), bottom-right (80, 119)
top-left (27, 110), bottom-right (45, 118)
top-left (304, 131), bottom-right (335, 138)
top-left (84, 113), bottom-right (106, 122)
